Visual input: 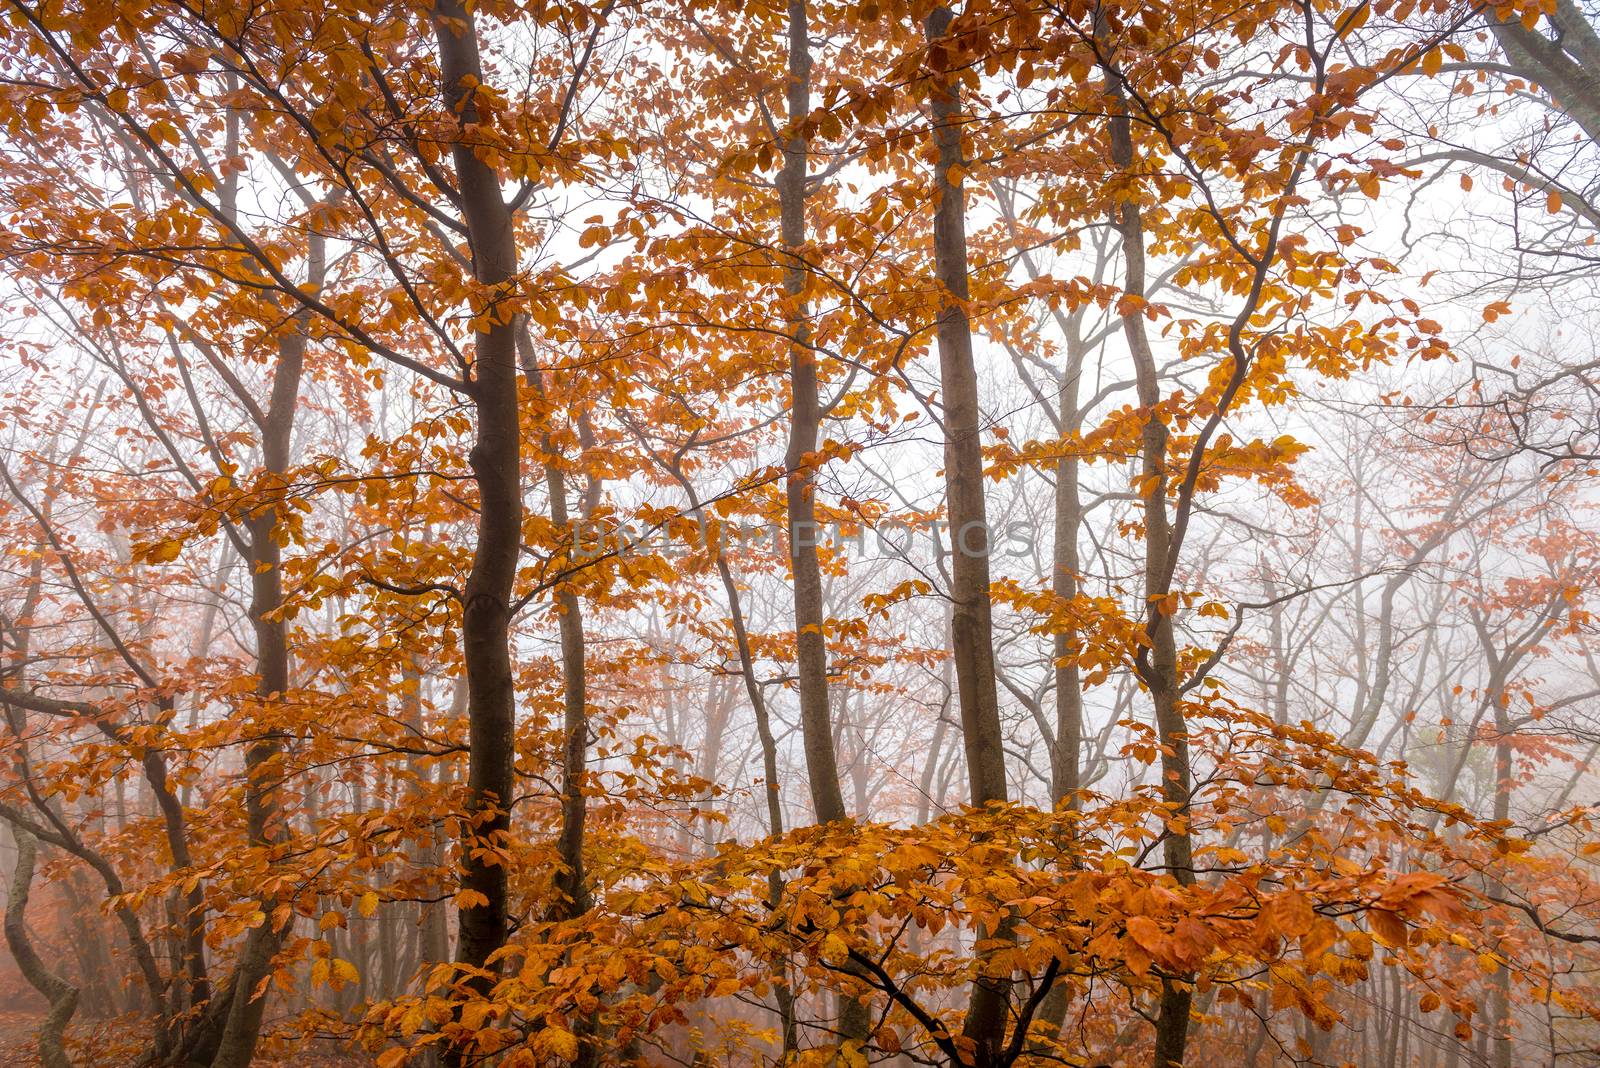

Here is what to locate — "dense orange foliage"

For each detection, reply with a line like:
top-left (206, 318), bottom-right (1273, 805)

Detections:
top-left (0, 0), bottom-right (1595, 1066)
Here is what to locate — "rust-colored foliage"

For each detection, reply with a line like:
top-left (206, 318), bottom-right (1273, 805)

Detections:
top-left (0, 0), bottom-right (1595, 1066)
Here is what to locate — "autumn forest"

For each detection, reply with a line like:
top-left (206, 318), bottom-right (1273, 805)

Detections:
top-left (0, 0), bottom-right (1596, 1065)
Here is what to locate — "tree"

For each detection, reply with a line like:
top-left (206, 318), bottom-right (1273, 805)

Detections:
top-left (0, 1), bottom-right (1596, 1067)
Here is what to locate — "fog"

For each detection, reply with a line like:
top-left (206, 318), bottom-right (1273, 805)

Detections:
top-left (0, 2), bottom-right (1596, 1067)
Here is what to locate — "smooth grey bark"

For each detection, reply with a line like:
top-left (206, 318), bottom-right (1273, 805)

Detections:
top-left (1032, 333), bottom-right (1086, 1040)
top-left (1050, 350), bottom-right (1086, 805)
top-left (926, 8), bottom-right (1014, 1063)
top-left (994, 182), bottom-right (1098, 805)
top-left (925, 6), bottom-right (1009, 812)
top-left (775, 0), bottom-right (870, 1048)
top-left (1488, 0), bottom-right (1600, 145)
top-left (777, 0), bottom-right (851, 832)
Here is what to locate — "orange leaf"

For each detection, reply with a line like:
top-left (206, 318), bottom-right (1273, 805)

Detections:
top-left (1369, 908), bottom-right (1407, 947)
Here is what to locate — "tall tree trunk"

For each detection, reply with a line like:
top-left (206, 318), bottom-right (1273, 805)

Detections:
top-left (1051, 334), bottom-right (1086, 806)
top-left (778, 0), bottom-right (850, 831)
top-left (209, 234), bottom-right (316, 1068)
top-left (924, 5), bottom-right (1008, 812)
top-left (775, 3), bottom-right (869, 1047)
top-left (925, 8), bottom-right (1013, 1062)
top-left (516, 323), bottom-right (593, 926)
top-left (517, 325), bottom-right (601, 1063)
top-left (432, 3), bottom-right (523, 1036)
top-left (993, 182), bottom-right (1090, 806)
top-left (1033, 330), bottom-right (1089, 1044)
top-left (1107, 75), bottom-right (1193, 1068)
top-left (715, 556), bottom-right (799, 1051)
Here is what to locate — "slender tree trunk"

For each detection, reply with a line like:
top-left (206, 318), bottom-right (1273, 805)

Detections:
top-left (1105, 74), bottom-right (1193, 1068)
top-left (924, 5), bottom-right (1008, 812)
top-left (1051, 342), bottom-right (1085, 806)
top-left (549, 573), bottom-right (590, 927)
top-left (926, 8), bottom-right (1013, 1062)
top-left (716, 557), bottom-right (798, 1049)
top-left (778, 0), bottom-right (850, 831)
top-left (992, 184), bottom-right (1090, 805)
top-left (667, 458), bottom-right (799, 1053)
top-left (432, 4), bottom-right (523, 1039)
top-left (516, 317), bottom-right (602, 1068)
top-left (915, 689), bottom-right (950, 825)
top-left (697, 681), bottom-right (735, 853)
top-left (516, 323), bottom-right (593, 926)
top-left (774, 3), bottom-right (869, 1046)
top-left (209, 236), bottom-right (315, 1068)
top-left (1035, 343), bottom-right (1085, 1036)
top-left (716, 553), bottom-right (799, 1051)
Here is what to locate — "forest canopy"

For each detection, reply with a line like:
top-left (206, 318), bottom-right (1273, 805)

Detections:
top-left (0, 0), bottom-right (1596, 1066)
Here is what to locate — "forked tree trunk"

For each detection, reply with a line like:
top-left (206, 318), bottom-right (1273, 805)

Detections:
top-left (1106, 72), bottom-right (1194, 1068)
